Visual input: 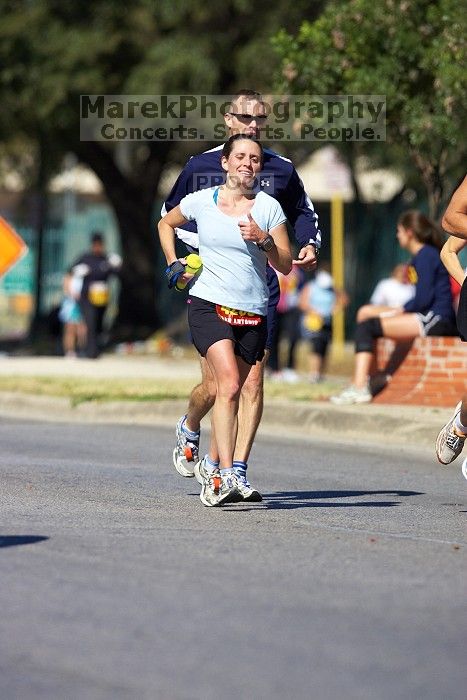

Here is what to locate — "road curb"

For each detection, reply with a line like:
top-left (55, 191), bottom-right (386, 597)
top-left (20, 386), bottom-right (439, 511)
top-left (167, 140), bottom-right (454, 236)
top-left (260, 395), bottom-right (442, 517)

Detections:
top-left (0, 391), bottom-right (451, 450)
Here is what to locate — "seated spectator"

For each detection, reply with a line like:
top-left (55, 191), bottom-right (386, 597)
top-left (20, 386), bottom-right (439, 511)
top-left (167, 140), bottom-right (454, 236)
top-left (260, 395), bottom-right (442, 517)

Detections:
top-left (331, 210), bottom-right (458, 405)
top-left (370, 264), bottom-right (415, 307)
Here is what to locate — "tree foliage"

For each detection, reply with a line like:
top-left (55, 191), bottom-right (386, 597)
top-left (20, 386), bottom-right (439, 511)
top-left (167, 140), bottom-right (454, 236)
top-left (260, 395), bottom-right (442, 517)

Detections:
top-left (0, 0), bottom-right (324, 339)
top-left (272, 0), bottom-right (466, 215)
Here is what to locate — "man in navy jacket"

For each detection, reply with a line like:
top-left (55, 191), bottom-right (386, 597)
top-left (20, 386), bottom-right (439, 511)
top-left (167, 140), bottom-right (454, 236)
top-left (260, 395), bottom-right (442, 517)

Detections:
top-left (163, 90), bottom-right (322, 501)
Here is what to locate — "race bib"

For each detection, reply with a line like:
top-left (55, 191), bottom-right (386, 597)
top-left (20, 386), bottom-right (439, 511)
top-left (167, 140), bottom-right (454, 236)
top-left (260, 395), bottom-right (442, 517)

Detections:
top-left (215, 305), bottom-right (262, 326)
top-left (88, 281), bottom-right (109, 306)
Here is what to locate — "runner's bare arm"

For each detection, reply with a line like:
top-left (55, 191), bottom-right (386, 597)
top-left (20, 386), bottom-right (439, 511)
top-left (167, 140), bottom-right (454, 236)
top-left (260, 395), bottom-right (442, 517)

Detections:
top-left (158, 206), bottom-right (189, 265)
top-left (267, 223), bottom-right (292, 275)
top-left (440, 236), bottom-right (467, 286)
top-left (442, 176), bottom-right (467, 239)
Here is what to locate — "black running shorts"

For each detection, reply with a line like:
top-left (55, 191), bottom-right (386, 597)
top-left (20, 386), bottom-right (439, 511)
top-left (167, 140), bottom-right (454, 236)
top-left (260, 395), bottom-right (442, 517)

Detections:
top-left (188, 296), bottom-right (267, 365)
top-left (457, 277), bottom-right (467, 341)
top-left (415, 310), bottom-right (459, 337)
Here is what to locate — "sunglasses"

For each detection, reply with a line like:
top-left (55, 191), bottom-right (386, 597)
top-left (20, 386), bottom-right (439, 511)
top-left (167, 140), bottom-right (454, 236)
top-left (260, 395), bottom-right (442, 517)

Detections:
top-left (228, 113), bottom-right (268, 122)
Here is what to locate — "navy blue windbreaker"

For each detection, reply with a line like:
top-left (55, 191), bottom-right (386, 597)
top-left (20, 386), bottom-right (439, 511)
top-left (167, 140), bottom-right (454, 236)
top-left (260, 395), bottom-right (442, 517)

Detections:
top-left (162, 145), bottom-right (321, 251)
top-left (404, 245), bottom-right (455, 321)
top-left (162, 144), bottom-right (321, 308)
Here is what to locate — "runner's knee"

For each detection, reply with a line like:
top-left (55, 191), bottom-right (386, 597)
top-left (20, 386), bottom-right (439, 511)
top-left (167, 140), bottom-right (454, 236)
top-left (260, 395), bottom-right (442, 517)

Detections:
top-left (217, 375), bottom-right (241, 402)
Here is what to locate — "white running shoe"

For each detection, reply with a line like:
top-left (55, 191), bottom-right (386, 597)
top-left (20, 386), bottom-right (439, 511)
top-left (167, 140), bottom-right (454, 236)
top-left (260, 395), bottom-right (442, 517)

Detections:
top-left (215, 472), bottom-right (241, 505)
top-left (436, 402), bottom-right (466, 465)
top-left (198, 460), bottom-right (240, 507)
top-left (282, 368), bottom-right (299, 384)
top-left (461, 457), bottom-right (467, 481)
top-left (330, 385), bottom-right (372, 405)
top-left (234, 468), bottom-right (262, 502)
top-left (199, 472), bottom-right (223, 507)
top-left (194, 454), bottom-right (212, 485)
top-left (172, 416), bottom-right (199, 478)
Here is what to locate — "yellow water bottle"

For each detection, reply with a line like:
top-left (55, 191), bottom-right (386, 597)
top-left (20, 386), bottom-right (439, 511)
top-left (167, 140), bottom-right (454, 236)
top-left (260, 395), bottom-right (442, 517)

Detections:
top-left (175, 254), bottom-right (203, 291)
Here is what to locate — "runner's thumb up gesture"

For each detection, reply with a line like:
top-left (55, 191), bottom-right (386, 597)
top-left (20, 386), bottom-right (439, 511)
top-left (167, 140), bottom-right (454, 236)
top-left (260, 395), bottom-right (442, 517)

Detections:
top-left (239, 212), bottom-right (266, 243)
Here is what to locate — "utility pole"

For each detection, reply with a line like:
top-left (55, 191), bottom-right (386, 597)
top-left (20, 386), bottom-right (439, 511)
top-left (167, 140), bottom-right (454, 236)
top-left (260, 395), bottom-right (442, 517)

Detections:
top-left (331, 195), bottom-right (345, 360)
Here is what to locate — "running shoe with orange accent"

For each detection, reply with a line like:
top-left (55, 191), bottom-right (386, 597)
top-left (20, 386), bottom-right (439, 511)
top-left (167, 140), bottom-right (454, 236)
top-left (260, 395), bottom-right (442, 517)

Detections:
top-left (197, 458), bottom-right (240, 507)
top-left (172, 416), bottom-right (199, 477)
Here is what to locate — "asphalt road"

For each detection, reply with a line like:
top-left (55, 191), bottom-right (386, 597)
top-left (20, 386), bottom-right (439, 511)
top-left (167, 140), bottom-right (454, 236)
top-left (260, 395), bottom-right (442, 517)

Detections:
top-left (1, 419), bottom-right (466, 700)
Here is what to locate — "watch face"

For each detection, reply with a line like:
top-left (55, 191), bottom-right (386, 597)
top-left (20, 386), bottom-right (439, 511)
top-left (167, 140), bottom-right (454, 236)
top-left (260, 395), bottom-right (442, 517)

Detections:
top-left (261, 235), bottom-right (274, 252)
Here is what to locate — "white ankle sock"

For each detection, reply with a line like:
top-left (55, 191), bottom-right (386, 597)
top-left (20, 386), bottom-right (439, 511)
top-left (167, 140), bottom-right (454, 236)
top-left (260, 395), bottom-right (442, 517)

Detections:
top-left (182, 417), bottom-right (199, 440)
top-left (454, 416), bottom-right (467, 435)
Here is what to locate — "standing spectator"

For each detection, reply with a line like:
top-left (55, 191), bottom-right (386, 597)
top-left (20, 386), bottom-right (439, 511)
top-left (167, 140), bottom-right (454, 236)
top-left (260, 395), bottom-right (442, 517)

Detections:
top-left (369, 264), bottom-right (415, 308)
top-left (59, 270), bottom-right (86, 357)
top-left (69, 232), bottom-right (121, 359)
top-left (267, 263), bottom-right (305, 382)
top-left (299, 264), bottom-right (348, 383)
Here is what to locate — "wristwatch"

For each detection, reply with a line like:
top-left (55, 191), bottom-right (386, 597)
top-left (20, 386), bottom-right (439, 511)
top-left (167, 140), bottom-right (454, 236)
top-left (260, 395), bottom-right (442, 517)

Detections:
top-left (257, 234), bottom-right (275, 252)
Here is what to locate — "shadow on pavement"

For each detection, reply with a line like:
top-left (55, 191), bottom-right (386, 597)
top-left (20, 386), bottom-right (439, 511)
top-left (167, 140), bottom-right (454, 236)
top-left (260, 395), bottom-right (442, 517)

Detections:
top-left (260, 489), bottom-right (424, 510)
top-left (0, 535), bottom-right (49, 548)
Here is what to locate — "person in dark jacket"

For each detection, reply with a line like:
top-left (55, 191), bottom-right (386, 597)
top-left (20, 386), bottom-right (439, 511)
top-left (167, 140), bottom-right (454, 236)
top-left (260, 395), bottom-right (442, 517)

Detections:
top-left (69, 232), bottom-right (121, 358)
top-left (331, 210), bottom-right (457, 405)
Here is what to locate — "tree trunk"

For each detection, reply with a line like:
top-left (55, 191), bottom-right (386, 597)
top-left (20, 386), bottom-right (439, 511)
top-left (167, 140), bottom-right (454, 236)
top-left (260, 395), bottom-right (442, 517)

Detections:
top-left (109, 193), bottom-right (160, 344)
top-left (74, 142), bottom-right (171, 343)
top-left (28, 133), bottom-right (55, 351)
top-left (410, 149), bottom-right (446, 220)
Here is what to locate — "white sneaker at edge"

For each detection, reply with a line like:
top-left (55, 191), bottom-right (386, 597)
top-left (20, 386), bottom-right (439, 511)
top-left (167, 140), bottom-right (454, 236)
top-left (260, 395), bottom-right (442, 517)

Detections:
top-left (435, 402), bottom-right (466, 465)
top-left (330, 385), bottom-right (372, 405)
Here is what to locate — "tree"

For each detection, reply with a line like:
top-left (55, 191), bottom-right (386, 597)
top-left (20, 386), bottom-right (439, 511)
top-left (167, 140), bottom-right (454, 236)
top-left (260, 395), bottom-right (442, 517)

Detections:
top-left (0, 0), bottom-right (324, 342)
top-left (272, 0), bottom-right (466, 217)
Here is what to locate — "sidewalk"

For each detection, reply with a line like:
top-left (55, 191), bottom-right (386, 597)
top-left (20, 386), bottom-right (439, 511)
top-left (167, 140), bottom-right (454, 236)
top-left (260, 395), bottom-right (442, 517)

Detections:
top-left (0, 354), bottom-right (454, 453)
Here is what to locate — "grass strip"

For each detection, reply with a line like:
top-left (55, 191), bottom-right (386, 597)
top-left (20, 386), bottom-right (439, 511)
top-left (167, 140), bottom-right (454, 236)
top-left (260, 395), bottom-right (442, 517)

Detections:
top-left (0, 375), bottom-right (345, 404)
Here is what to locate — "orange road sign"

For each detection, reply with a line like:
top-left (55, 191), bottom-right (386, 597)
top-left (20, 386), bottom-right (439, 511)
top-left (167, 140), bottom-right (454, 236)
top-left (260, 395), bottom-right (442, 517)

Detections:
top-left (0, 216), bottom-right (28, 278)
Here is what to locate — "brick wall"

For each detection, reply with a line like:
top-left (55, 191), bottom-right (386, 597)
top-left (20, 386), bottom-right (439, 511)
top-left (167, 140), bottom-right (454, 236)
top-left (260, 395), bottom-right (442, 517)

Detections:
top-left (372, 337), bottom-right (466, 406)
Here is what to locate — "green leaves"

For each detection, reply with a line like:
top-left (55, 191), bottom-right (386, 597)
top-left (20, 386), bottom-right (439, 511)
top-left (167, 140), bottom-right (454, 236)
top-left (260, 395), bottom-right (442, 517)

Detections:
top-left (272, 0), bottom-right (466, 213)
